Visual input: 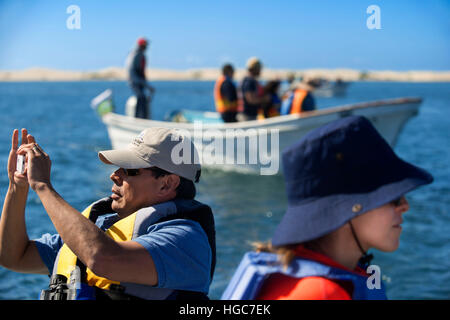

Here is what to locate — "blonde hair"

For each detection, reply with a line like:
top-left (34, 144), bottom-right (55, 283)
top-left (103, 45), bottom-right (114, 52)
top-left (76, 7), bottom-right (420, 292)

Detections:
top-left (252, 241), bottom-right (298, 269)
top-left (252, 238), bottom-right (324, 269)
top-left (246, 57), bottom-right (262, 70)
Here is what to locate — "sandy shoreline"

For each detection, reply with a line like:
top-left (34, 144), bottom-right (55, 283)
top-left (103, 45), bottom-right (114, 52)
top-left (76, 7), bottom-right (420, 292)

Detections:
top-left (0, 67), bottom-right (449, 82)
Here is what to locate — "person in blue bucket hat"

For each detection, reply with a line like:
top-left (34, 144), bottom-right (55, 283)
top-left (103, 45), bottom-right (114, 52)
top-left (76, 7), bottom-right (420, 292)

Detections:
top-left (222, 115), bottom-right (433, 300)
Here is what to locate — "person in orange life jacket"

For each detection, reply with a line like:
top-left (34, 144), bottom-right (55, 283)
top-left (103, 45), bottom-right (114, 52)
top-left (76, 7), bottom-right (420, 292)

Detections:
top-left (0, 128), bottom-right (215, 300)
top-left (126, 37), bottom-right (155, 119)
top-left (280, 78), bottom-right (319, 115)
top-left (214, 64), bottom-right (238, 123)
top-left (237, 57), bottom-right (271, 122)
top-left (222, 116), bottom-right (433, 300)
top-left (280, 72), bottom-right (298, 100)
top-left (259, 80), bottom-right (281, 119)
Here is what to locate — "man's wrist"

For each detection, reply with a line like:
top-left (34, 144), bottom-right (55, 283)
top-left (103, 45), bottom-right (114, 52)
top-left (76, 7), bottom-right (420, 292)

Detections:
top-left (33, 181), bottom-right (53, 193)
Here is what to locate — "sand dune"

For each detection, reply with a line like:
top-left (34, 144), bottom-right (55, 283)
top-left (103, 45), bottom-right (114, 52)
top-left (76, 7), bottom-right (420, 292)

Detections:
top-left (0, 67), bottom-right (449, 82)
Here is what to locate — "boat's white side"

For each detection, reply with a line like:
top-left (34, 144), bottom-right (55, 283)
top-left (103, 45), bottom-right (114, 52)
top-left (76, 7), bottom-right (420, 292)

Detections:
top-left (101, 97), bottom-right (422, 174)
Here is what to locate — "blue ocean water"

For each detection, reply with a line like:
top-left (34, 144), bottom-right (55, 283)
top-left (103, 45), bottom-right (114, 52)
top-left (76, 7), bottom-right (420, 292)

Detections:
top-left (0, 81), bottom-right (449, 299)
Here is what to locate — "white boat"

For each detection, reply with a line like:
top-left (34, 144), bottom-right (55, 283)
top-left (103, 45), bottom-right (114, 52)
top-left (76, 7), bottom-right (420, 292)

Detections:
top-left (96, 96), bottom-right (423, 175)
top-left (313, 81), bottom-right (349, 97)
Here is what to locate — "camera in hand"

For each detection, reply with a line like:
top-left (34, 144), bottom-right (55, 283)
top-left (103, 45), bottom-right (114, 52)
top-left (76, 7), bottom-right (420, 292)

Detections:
top-left (16, 155), bottom-right (25, 174)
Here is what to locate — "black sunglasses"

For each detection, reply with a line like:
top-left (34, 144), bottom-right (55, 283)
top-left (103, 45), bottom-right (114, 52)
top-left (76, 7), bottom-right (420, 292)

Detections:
top-left (121, 168), bottom-right (141, 176)
top-left (390, 196), bottom-right (404, 207)
top-left (120, 167), bottom-right (171, 178)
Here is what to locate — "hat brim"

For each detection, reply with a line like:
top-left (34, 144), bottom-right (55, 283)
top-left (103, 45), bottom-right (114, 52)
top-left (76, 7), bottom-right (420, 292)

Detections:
top-left (272, 160), bottom-right (433, 247)
top-left (98, 149), bottom-right (152, 169)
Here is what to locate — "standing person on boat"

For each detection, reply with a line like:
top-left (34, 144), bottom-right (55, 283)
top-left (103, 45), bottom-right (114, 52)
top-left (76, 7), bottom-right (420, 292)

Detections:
top-left (126, 37), bottom-right (155, 119)
top-left (222, 115), bottom-right (433, 300)
top-left (259, 80), bottom-right (282, 119)
top-left (237, 57), bottom-right (270, 121)
top-left (0, 128), bottom-right (215, 300)
top-left (280, 78), bottom-right (318, 115)
top-left (214, 64), bottom-right (238, 123)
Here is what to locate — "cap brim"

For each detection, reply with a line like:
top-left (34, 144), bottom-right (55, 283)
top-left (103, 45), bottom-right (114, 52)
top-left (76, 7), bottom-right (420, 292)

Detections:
top-left (272, 163), bottom-right (433, 247)
top-left (98, 149), bottom-right (151, 169)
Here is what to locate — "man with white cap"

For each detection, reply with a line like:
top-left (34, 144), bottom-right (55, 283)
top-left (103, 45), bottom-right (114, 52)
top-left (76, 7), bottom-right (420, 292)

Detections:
top-left (0, 127), bottom-right (215, 300)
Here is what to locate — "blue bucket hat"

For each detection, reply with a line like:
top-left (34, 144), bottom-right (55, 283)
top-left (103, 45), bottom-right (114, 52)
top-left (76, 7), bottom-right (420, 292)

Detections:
top-left (272, 115), bottom-right (433, 247)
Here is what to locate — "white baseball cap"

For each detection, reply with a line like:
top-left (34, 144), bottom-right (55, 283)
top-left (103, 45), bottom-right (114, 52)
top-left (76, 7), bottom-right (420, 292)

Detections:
top-left (98, 127), bottom-right (201, 182)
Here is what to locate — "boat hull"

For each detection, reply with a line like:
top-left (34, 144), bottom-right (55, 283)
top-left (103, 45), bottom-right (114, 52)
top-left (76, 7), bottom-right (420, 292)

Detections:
top-left (101, 97), bottom-right (422, 175)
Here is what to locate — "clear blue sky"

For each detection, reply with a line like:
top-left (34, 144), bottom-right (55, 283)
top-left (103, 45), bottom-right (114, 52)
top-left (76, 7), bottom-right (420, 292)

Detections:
top-left (0, 0), bottom-right (448, 71)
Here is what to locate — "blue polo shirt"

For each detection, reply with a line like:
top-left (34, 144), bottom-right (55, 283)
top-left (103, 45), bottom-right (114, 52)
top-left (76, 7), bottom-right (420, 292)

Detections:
top-left (33, 215), bottom-right (212, 294)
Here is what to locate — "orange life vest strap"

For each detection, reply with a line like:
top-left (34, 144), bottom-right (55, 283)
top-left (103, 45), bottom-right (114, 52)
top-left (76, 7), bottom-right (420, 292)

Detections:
top-left (214, 76), bottom-right (238, 113)
top-left (290, 89), bottom-right (308, 114)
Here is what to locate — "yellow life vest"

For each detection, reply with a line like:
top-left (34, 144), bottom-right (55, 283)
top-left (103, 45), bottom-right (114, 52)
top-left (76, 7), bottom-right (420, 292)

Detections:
top-left (55, 204), bottom-right (136, 290)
